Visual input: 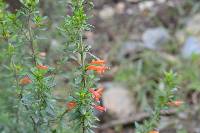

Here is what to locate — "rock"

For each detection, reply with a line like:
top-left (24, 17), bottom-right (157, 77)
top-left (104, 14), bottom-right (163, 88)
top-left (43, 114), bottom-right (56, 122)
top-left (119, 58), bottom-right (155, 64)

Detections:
top-left (126, 0), bottom-right (139, 3)
top-left (138, 1), bottom-right (155, 11)
top-left (115, 2), bottom-right (126, 14)
top-left (178, 14), bottom-right (200, 46)
top-left (181, 37), bottom-right (200, 58)
top-left (50, 39), bottom-right (60, 50)
top-left (178, 112), bottom-right (188, 120)
top-left (175, 30), bottom-right (186, 45)
top-left (126, 8), bottom-right (134, 15)
top-left (156, 0), bottom-right (166, 3)
top-left (118, 41), bottom-right (142, 59)
top-left (186, 14), bottom-right (200, 37)
top-left (102, 83), bottom-right (135, 119)
top-left (194, 127), bottom-right (200, 133)
top-left (155, 5), bottom-right (179, 29)
top-left (142, 27), bottom-right (170, 50)
top-left (99, 6), bottom-right (115, 20)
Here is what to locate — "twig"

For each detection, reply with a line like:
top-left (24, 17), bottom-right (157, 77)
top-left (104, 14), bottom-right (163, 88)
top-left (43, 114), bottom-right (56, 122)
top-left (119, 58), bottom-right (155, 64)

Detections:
top-left (156, 51), bottom-right (180, 63)
top-left (128, 0), bottom-right (154, 4)
top-left (99, 109), bottom-right (177, 129)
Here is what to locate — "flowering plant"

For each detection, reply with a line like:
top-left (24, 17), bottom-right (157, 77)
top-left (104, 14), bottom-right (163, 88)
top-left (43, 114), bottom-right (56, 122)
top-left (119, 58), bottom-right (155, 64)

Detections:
top-left (0, 0), bottom-right (185, 133)
top-left (135, 71), bottom-right (184, 133)
top-left (0, 0), bottom-right (109, 132)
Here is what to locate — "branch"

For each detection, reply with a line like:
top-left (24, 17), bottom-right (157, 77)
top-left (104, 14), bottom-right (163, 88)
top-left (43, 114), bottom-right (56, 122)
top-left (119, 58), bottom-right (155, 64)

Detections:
top-left (99, 109), bottom-right (177, 129)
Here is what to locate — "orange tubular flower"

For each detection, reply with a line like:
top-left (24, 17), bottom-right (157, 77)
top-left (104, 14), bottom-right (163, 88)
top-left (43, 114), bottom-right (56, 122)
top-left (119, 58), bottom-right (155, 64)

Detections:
top-left (67, 101), bottom-right (77, 111)
top-left (93, 105), bottom-right (106, 112)
top-left (149, 130), bottom-right (159, 133)
top-left (87, 59), bottom-right (109, 74)
top-left (36, 64), bottom-right (48, 70)
top-left (19, 76), bottom-right (32, 85)
top-left (86, 65), bottom-right (108, 74)
top-left (90, 59), bottom-right (105, 65)
top-left (167, 100), bottom-right (184, 107)
top-left (89, 88), bottom-right (104, 102)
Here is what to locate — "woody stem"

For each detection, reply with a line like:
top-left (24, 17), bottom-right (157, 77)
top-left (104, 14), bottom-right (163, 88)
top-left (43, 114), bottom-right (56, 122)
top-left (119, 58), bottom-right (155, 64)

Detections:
top-left (80, 34), bottom-right (86, 133)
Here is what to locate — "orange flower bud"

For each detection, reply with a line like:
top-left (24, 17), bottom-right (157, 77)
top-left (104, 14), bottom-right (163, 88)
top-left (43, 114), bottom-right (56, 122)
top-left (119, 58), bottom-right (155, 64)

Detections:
top-left (167, 100), bottom-right (184, 107)
top-left (36, 64), bottom-right (48, 70)
top-left (19, 76), bottom-right (32, 85)
top-left (67, 101), bottom-right (77, 111)
top-left (93, 105), bottom-right (106, 112)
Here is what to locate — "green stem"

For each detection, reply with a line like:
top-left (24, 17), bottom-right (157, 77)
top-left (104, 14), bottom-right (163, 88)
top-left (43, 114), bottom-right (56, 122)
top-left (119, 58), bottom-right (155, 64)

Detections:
top-left (82, 121), bottom-right (85, 133)
top-left (27, 12), bottom-right (38, 133)
top-left (80, 33), bottom-right (86, 133)
top-left (27, 13), bottom-right (37, 65)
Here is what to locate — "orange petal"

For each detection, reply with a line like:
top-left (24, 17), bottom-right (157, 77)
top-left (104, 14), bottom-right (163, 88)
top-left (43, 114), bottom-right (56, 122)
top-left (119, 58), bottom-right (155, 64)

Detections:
top-left (19, 76), bottom-right (32, 85)
top-left (93, 105), bottom-right (106, 112)
top-left (89, 88), bottom-right (101, 102)
top-left (167, 100), bottom-right (184, 107)
top-left (87, 65), bottom-right (109, 74)
top-left (90, 59), bottom-right (105, 65)
top-left (67, 101), bottom-right (77, 110)
top-left (86, 65), bottom-right (98, 70)
top-left (96, 87), bottom-right (104, 95)
top-left (36, 64), bottom-right (48, 70)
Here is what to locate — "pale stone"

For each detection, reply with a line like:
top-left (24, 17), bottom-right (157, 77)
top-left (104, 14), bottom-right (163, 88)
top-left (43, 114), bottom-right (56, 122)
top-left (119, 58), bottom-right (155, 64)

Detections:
top-left (99, 6), bottom-right (115, 20)
top-left (142, 27), bottom-right (170, 50)
top-left (102, 83), bottom-right (135, 119)
top-left (115, 2), bottom-right (126, 14)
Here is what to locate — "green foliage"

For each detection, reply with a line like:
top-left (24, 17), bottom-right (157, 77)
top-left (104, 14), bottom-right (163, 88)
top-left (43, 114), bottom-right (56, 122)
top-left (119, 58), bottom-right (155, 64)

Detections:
top-left (0, 0), bottom-right (190, 133)
top-left (0, 0), bottom-right (57, 132)
top-left (58, 0), bottom-right (107, 133)
top-left (178, 55), bottom-right (200, 91)
top-left (135, 71), bottom-right (181, 133)
top-left (20, 0), bottom-right (39, 10)
top-left (114, 51), bottom-right (172, 109)
top-left (1, 0), bottom-right (106, 133)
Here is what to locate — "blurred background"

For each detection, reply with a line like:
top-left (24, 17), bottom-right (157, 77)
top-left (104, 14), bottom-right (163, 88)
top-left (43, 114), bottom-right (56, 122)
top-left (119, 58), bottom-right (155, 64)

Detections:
top-left (2, 0), bottom-right (200, 133)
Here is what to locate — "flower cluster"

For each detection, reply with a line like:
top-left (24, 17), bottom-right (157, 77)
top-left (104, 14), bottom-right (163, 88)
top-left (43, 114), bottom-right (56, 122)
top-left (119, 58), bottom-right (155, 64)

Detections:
top-left (87, 59), bottom-right (109, 74)
top-left (67, 59), bottom-right (108, 113)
